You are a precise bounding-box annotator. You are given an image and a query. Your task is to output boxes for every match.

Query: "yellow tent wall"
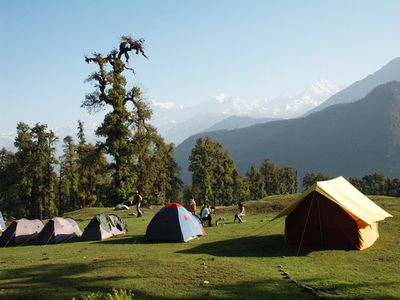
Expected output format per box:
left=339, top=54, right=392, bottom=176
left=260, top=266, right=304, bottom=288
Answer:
left=273, top=176, right=392, bottom=250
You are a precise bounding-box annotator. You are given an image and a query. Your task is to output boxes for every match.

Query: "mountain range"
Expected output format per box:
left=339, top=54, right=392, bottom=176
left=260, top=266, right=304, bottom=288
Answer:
left=150, top=78, right=345, bottom=145
left=303, top=57, right=400, bottom=116
left=175, top=58, right=400, bottom=184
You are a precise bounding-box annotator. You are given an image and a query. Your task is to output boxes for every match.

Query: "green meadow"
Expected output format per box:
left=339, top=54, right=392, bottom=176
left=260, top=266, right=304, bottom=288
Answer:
left=0, top=195, right=398, bottom=300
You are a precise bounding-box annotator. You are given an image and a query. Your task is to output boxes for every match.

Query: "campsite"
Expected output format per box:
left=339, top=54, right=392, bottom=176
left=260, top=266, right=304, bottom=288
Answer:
left=0, top=193, right=398, bottom=300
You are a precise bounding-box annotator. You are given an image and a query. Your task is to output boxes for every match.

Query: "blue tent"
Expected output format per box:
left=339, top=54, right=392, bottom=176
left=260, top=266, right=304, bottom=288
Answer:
left=145, top=203, right=205, bottom=242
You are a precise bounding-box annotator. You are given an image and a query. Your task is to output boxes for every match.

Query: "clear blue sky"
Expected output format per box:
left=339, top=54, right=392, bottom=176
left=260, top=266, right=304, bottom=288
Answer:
left=1, top=0, right=400, bottom=138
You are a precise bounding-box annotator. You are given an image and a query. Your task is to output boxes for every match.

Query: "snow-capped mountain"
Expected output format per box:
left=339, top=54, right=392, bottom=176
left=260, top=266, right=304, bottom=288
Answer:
left=150, top=78, right=345, bottom=145
left=259, top=78, right=346, bottom=119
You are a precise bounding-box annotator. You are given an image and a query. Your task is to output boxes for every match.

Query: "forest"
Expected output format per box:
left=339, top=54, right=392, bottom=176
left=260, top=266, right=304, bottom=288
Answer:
left=1, top=36, right=399, bottom=220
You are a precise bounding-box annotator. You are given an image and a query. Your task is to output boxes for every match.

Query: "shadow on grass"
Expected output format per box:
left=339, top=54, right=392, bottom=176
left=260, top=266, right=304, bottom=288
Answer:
left=177, top=234, right=343, bottom=258
left=1, top=246, right=397, bottom=300
left=85, top=234, right=343, bottom=258
left=0, top=258, right=131, bottom=300
left=89, top=234, right=146, bottom=245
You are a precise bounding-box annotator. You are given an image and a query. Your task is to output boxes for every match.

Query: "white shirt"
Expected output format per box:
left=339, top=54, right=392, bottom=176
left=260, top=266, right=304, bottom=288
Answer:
left=201, top=207, right=210, bottom=218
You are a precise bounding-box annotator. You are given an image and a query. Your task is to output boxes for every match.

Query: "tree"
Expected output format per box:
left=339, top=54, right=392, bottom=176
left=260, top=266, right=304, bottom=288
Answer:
left=137, top=135, right=182, bottom=205
left=302, top=172, right=334, bottom=190
left=260, top=158, right=280, bottom=195
left=13, top=123, right=58, bottom=219
left=350, top=176, right=365, bottom=192
left=82, top=35, right=150, bottom=204
left=247, top=164, right=265, bottom=200
left=362, top=172, right=390, bottom=195
left=189, top=137, right=215, bottom=203
left=183, top=183, right=196, bottom=205
left=58, top=136, right=79, bottom=214
left=389, top=177, right=400, bottom=197
left=278, top=166, right=298, bottom=194
left=212, top=143, right=236, bottom=206
left=232, top=170, right=251, bottom=203
left=189, top=137, right=237, bottom=206
left=0, top=148, right=22, bottom=218
left=76, top=121, right=110, bottom=208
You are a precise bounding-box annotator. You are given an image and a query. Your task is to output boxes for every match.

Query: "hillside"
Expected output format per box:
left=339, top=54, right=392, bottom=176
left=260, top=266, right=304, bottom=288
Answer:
left=175, top=81, right=400, bottom=183
left=303, top=57, right=400, bottom=116
left=202, top=115, right=281, bottom=132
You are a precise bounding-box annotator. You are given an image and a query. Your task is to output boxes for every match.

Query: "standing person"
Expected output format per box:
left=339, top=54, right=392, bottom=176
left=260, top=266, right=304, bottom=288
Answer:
left=135, top=190, right=143, bottom=217
left=199, top=203, right=207, bottom=216
left=186, top=195, right=197, bottom=215
left=201, top=204, right=213, bottom=226
left=234, top=202, right=246, bottom=223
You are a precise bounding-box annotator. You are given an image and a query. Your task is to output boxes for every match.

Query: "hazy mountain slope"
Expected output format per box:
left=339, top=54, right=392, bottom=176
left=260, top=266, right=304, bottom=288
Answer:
left=162, top=113, right=229, bottom=146
left=175, top=81, right=400, bottom=184
left=202, top=116, right=281, bottom=132
left=303, top=57, right=400, bottom=116
left=150, top=79, right=343, bottom=145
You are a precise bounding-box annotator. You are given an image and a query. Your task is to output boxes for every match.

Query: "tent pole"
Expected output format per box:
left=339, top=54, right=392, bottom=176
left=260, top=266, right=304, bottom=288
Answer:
left=44, top=231, right=55, bottom=246
left=3, top=231, right=16, bottom=248
left=297, top=191, right=316, bottom=256
left=317, top=194, right=324, bottom=246
left=17, top=232, right=39, bottom=247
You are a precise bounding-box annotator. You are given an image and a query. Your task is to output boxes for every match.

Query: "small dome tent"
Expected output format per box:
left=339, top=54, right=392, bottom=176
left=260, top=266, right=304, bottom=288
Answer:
left=81, top=214, right=127, bottom=241
left=272, top=176, right=392, bottom=250
left=0, top=219, right=44, bottom=246
left=36, top=217, right=82, bottom=245
left=145, top=202, right=205, bottom=242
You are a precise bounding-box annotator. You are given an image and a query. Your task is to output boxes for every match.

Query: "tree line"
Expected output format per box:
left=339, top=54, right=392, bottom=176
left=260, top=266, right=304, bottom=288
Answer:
left=0, top=36, right=182, bottom=220
left=1, top=36, right=399, bottom=220
left=185, top=136, right=300, bottom=206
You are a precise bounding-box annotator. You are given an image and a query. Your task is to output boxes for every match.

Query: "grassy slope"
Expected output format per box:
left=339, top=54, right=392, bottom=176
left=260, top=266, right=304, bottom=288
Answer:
left=0, top=195, right=398, bottom=300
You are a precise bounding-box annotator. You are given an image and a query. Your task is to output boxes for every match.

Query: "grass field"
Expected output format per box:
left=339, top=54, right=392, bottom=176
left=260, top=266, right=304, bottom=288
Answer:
left=0, top=195, right=399, bottom=300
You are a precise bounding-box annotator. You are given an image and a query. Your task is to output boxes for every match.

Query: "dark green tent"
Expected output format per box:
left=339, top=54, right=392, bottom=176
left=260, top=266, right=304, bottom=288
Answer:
left=81, top=214, right=127, bottom=241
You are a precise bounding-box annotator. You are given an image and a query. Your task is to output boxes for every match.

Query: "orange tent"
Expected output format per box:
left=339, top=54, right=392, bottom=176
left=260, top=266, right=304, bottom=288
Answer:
left=272, top=176, right=392, bottom=250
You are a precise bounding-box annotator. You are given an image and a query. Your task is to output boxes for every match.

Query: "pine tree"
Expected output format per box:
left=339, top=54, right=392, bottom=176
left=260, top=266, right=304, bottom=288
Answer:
left=76, top=121, right=109, bottom=207
left=260, top=158, right=280, bottom=195
left=247, top=164, right=265, bottom=199
left=13, top=123, right=58, bottom=219
left=189, top=137, right=237, bottom=206
left=58, top=136, right=79, bottom=213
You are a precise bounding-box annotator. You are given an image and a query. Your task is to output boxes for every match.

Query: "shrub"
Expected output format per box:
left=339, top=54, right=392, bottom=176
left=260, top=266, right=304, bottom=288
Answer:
left=72, top=289, right=133, bottom=300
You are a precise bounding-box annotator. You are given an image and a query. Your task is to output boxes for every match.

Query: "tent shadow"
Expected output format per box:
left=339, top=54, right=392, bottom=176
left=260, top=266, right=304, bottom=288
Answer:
left=88, top=234, right=146, bottom=245
left=177, top=234, right=342, bottom=258
left=95, top=235, right=198, bottom=245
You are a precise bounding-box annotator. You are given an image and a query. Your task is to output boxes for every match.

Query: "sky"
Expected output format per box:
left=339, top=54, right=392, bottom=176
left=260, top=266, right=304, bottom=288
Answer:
left=1, top=0, right=400, bottom=148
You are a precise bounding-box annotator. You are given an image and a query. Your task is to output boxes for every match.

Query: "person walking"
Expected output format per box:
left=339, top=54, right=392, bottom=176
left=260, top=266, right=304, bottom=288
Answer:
left=135, top=190, right=143, bottom=217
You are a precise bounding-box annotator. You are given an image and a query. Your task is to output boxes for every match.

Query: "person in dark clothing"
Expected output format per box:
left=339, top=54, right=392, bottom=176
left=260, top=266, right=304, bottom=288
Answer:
left=201, top=204, right=213, bottom=226
left=234, top=202, right=246, bottom=223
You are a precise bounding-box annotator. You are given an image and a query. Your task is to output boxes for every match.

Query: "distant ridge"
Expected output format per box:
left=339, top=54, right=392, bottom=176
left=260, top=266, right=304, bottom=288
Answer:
left=150, top=79, right=343, bottom=145
left=175, top=81, right=400, bottom=184
left=303, top=57, right=400, bottom=116
left=202, top=116, right=281, bottom=132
